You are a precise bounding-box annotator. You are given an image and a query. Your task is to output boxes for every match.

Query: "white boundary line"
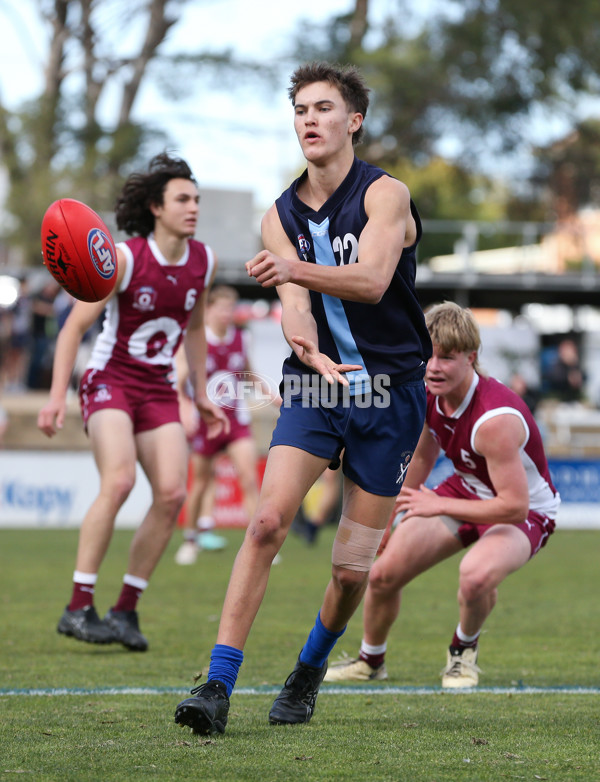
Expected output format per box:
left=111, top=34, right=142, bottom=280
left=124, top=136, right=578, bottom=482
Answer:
left=1, top=685, right=599, bottom=697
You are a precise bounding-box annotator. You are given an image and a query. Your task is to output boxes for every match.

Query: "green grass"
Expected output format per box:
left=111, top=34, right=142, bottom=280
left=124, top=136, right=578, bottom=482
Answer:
left=1, top=528, right=599, bottom=781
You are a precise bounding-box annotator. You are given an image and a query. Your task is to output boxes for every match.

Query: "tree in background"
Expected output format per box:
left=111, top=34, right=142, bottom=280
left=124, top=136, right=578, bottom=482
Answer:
left=531, top=120, right=600, bottom=221
left=291, top=0, right=600, bottom=255
left=0, top=0, right=273, bottom=266
left=1, top=0, right=174, bottom=263
left=3, top=0, right=600, bottom=266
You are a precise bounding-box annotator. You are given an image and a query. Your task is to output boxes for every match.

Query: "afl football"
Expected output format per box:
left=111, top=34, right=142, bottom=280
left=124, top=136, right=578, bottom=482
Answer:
left=41, top=198, right=118, bottom=302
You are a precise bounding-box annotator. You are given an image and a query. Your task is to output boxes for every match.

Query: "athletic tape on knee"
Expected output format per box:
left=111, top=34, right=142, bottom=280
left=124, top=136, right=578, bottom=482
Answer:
left=332, top=515, right=385, bottom=572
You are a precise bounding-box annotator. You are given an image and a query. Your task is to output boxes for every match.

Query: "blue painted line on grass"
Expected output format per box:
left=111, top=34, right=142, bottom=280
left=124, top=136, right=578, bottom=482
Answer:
left=1, top=685, right=599, bottom=697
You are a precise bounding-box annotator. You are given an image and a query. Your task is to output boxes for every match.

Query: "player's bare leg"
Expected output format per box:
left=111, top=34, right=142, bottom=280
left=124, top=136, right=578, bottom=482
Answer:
left=75, top=410, right=138, bottom=573
left=442, top=523, right=530, bottom=687
left=129, top=422, right=189, bottom=580
left=366, top=515, right=463, bottom=644
left=319, top=481, right=396, bottom=632
left=216, top=446, right=329, bottom=649
left=57, top=409, right=137, bottom=645
left=175, top=452, right=213, bottom=565
left=325, top=514, right=462, bottom=682
left=103, top=422, right=188, bottom=651
left=269, top=481, right=396, bottom=724
left=456, top=524, right=531, bottom=635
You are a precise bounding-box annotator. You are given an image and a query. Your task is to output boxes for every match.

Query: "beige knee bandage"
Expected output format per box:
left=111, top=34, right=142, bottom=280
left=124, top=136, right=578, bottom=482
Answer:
left=332, top=515, right=386, bottom=572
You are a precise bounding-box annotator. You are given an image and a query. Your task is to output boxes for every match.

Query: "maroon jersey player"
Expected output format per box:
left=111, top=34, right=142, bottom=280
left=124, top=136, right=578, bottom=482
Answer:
left=325, top=301, right=560, bottom=687
left=38, top=153, right=228, bottom=651
left=175, top=285, right=275, bottom=565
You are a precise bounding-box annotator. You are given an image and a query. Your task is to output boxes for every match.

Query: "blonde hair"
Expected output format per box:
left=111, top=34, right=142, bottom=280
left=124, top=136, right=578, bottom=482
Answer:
left=425, top=301, right=484, bottom=375
left=207, top=284, right=239, bottom=307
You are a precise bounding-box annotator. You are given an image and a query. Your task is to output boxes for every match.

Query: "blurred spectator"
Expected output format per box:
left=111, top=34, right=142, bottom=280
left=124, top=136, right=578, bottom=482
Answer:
left=2, top=277, right=32, bottom=393
left=54, top=288, right=75, bottom=331
left=509, top=373, right=540, bottom=415
left=546, top=338, right=586, bottom=403
left=27, top=279, right=60, bottom=390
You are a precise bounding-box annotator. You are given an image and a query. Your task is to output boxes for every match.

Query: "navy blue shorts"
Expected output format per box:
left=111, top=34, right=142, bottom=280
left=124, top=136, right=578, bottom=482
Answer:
left=270, top=371, right=426, bottom=496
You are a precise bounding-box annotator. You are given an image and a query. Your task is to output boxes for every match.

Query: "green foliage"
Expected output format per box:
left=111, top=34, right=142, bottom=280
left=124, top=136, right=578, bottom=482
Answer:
left=0, top=527, right=599, bottom=780
left=0, top=0, right=273, bottom=265
left=3, top=0, right=600, bottom=265
left=290, top=0, right=600, bottom=221
left=381, top=156, right=514, bottom=260
left=531, top=119, right=600, bottom=217
left=388, top=157, right=506, bottom=221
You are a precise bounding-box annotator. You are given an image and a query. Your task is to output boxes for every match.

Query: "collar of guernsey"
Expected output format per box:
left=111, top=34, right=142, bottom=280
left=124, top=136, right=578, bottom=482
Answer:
left=309, top=216, right=371, bottom=395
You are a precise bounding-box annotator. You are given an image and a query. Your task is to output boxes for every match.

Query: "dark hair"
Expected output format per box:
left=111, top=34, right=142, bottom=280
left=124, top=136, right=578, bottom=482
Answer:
left=115, top=152, right=197, bottom=237
left=288, top=62, right=369, bottom=146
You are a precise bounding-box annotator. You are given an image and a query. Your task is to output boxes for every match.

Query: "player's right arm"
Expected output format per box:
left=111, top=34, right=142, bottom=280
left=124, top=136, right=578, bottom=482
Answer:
left=37, top=247, right=127, bottom=437
left=262, top=205, right=361, bottom=386
left=247, top=177, right=412, bottom=304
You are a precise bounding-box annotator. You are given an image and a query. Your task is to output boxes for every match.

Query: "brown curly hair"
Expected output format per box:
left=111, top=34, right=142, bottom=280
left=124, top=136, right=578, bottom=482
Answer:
left=115, top=153, right=197, bottom=237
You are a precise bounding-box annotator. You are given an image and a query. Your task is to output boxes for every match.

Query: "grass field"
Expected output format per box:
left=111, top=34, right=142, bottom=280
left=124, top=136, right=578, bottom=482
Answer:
left=1, top=526, right=599, bottom=781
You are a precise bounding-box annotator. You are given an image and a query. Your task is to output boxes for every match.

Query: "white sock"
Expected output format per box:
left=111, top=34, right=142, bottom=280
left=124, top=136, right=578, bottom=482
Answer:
left=197, top=516, right=215, bottom=532
left=73, top=571, right=97, bottom=585
left=360, top=640, right=387, bottom=656
left=123, top=573, right=148, bottom=591
left=456, top=623, right=480, bottom=644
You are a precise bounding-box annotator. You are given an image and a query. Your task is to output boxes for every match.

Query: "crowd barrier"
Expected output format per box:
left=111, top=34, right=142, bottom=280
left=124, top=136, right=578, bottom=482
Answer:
left=0, top=452, right=598, bottom=529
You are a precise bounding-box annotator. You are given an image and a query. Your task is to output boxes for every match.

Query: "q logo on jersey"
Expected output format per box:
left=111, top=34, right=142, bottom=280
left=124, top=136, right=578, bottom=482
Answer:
left=87, top=228, right=116, bottom=280
left=133, top=286, right=157, bottom=312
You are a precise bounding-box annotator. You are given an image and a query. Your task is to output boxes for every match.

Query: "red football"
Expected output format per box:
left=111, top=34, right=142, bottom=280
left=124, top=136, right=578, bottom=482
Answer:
left=41, top=198, right=118, bottom=302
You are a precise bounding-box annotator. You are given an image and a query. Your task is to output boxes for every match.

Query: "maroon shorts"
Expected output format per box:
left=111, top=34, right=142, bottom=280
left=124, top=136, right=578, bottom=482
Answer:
left=435, top=473, right=556, bottom=558
left=190, top=412, right=252, bottom=457
left=79, top=368, right=181, bottom=435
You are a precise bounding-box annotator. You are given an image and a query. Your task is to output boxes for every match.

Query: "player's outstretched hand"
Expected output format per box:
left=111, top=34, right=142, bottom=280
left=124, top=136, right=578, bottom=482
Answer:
left=291, top=335, right=362, bottom=387
left=38, top=399, right=66, bottom=438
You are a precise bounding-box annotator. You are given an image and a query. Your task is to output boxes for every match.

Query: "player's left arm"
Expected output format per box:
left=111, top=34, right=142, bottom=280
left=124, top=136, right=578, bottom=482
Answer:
left=183, top=260, right=230, bottom=437
left=246, top=176, right=411, bottom=304
left=398, top=413, right=530, bottom=525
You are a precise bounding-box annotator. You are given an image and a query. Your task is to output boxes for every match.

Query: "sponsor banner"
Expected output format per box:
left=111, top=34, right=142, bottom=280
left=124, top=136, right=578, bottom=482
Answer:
left=0, top=452, right=151, bottom=528
left=0, top=453, right=598, bottom=529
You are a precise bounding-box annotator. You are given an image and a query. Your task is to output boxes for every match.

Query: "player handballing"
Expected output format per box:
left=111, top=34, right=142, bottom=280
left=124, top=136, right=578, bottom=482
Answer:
left=174, top=61, right=431, bottom=735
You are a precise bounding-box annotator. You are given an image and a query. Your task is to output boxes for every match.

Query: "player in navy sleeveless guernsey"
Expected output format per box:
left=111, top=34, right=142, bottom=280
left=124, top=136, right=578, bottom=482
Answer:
left=325, top=302, right=560, bottom=688
left=39, top=154, right=228, bottom=651
left=175, top=62, right=431, bottom=736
